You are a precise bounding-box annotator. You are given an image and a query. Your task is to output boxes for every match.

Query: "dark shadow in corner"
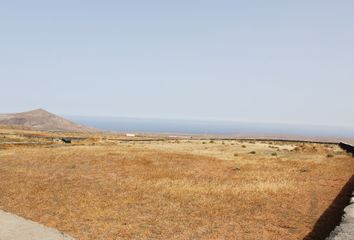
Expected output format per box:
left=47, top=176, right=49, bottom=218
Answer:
left=339, top=142, right=354, bottom=157
left=304, top=142, right=354, bottom=239
left=304, top=174, right=354, bottom=240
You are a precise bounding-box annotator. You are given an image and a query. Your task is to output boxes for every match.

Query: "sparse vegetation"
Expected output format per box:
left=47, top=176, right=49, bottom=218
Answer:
left=0, top=128, right=353, bottom=240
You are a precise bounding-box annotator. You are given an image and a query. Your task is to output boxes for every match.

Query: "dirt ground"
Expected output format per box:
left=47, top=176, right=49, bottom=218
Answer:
left=0, top=129, right=353, bottom=239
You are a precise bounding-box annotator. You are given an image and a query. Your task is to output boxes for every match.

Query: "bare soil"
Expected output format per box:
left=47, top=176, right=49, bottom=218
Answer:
left=0, top=129, right=353, bottom=239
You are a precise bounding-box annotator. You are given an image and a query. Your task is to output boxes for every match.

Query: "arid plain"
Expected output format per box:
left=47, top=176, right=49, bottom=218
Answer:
left=0, top=127, right=353, bottom=239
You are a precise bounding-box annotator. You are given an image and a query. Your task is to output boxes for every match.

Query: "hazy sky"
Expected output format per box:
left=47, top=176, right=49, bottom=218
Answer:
left=1, top=1, right=354, bottom=127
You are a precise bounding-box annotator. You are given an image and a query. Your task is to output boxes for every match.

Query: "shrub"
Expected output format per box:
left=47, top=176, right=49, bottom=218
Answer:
left=234, top=153, right=238, bottom=157
left=249, top=151, right=256, bottom=154
left=242, top=145, right=246, bottom=148
left=271, top=152, right=277, bottom=156
left=327, top=154, right=334, bottom=158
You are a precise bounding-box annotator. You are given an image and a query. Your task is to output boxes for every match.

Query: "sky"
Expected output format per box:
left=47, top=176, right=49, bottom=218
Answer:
left=1, top=1, right=354, bottom=127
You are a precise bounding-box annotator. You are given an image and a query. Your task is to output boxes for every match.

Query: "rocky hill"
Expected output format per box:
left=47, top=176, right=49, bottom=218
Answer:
left=0, top=109, right=95, bottom=132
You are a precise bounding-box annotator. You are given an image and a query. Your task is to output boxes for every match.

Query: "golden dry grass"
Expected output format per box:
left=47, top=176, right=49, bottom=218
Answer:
left=0, top=130, right=353, bottom=239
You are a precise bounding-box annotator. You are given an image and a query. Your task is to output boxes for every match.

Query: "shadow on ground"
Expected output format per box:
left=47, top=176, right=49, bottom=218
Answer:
left=304, top=174, right=354, bottom=240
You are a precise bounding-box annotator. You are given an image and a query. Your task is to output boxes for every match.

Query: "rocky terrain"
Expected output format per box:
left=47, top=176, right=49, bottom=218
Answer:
left=0, top=109, right=94, bottom=132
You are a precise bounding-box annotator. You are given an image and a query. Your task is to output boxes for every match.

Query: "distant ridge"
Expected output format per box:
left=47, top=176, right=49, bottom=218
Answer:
left=0, top=109, right=96, bottom=132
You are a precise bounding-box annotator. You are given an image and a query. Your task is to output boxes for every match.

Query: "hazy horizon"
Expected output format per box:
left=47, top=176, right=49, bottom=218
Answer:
left=67, top=115, right=354, bottom=139
left=1, top=1, right=354, bottom=128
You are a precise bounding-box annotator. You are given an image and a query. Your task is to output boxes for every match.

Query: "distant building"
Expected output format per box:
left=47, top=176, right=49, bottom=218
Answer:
left=126, top=133, right=135, bottom=137
left=53, top=138, right=63, bottom=143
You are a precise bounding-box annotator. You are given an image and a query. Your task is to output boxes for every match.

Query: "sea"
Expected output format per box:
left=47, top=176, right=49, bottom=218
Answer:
left=66, top=116, right=354, bottom=140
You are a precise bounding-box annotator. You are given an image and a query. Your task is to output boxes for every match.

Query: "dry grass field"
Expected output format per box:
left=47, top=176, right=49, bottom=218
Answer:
left=0, top=128, right=353, bottom=239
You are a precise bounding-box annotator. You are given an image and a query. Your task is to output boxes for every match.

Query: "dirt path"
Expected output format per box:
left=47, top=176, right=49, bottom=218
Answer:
left=0, top=210, right=74, bottom=240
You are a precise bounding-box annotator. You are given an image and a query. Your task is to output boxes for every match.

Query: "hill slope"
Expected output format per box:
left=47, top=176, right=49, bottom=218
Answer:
left=0, top=109, right=95, bottom=132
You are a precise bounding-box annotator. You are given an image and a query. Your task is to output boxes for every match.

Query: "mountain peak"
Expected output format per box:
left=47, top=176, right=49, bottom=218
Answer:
left=31, top=108, right=48, bottom=113
left=26, top=108, right=51, bottom=115
left=0, top=109, right=95, bottom=132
